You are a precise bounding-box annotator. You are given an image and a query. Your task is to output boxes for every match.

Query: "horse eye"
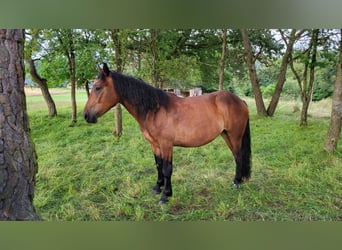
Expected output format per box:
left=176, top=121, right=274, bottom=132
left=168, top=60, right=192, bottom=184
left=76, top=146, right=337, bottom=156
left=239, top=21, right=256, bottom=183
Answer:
left=95, top=86, right=102, bottom=92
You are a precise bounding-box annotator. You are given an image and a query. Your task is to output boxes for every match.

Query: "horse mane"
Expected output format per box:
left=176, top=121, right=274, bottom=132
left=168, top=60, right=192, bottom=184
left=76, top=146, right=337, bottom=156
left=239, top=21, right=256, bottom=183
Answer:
left=103, top=71, right=169, bottom=118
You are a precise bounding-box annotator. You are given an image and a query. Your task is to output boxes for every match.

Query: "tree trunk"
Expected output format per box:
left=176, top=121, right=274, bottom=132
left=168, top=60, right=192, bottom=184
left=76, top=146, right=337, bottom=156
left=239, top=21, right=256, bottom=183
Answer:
left=325, top=29, right=342, bottom=151
left=149, top=29, right=160, bottom=88
left=111, top=29, right=124, bottom=137
left=0, top=29, right=39, bottom=220
left=57, top=29, right=77, bottom=123
left=218, top=29, right=227, bottom=91
left=27, top=58, right=57, bottom=117
left=240, top=29, right=267, bottom=116
left=300, top=29, right=319, bottom=126
left=300, top=96, right=310, bottom=126
left=85, top=81, right=90, bottom=97
left=289, top=29, right=319, bottom=126
left=25, top=29, right=57, bottom=117
left=69, top=42, right=77, bottom=124
left=113, top=104, right=123, bottom=137
left=267, top=29, right=302, bottom=116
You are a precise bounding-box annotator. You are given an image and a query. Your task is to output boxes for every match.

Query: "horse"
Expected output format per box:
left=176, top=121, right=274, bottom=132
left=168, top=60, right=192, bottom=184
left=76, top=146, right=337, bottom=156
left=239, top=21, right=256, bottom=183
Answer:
left=83, top=63, right=251, bottom=204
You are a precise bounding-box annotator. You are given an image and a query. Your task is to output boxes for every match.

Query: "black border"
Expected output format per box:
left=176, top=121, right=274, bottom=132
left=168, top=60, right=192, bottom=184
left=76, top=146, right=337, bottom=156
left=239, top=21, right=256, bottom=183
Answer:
left=1, top=0, right=342, bottom=28
left=0, top=222, right=342, bottom=249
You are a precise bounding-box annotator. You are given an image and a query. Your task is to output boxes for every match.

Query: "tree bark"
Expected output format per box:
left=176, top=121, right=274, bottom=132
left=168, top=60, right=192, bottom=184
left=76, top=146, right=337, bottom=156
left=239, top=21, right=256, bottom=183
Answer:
left=325, top=29, right=342, bottom=151
left=0, top=29, right=39, bottom=220
left=218, top=29, right=227, bottom=91
left=27, top=58, right=57, bottom=117
left=240, top=29, right=267, bottom=116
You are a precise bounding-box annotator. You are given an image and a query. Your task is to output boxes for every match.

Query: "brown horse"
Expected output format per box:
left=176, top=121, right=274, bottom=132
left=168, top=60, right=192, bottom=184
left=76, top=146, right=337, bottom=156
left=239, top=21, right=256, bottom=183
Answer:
left=84, top=63, right=251, bottom=204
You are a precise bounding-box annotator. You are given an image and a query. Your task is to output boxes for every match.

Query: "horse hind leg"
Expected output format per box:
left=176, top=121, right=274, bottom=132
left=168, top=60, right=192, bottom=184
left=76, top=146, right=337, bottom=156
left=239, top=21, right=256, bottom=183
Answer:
left=151, top=145, right=173, bottom=204
left=236, top=119, right=251, bottom=185
left=221, top=130, right=249, bottom=188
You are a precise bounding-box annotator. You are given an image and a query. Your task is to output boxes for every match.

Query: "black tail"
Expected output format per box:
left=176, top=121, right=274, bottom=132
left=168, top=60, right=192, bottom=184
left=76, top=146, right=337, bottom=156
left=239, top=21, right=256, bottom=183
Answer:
left=234, top=119, right=251, bottom=185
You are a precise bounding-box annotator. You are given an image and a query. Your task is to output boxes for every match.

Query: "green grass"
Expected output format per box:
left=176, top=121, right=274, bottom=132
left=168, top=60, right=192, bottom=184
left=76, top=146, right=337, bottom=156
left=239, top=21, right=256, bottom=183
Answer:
left=27, top=89, right=342, bottom=221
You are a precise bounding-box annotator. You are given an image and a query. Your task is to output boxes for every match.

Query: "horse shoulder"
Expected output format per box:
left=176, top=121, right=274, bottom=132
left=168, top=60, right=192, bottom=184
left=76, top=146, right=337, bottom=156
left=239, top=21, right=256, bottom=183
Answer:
left=140, top=107, right=173, bottom=142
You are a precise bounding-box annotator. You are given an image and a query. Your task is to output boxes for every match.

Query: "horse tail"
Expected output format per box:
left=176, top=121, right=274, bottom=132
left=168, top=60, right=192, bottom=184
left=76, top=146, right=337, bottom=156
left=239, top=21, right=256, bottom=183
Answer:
left=236, top=118, right=251, bottom=182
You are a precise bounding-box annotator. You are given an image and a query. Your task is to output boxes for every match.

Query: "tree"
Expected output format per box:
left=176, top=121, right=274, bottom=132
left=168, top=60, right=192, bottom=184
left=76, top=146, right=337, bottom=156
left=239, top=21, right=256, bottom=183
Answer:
left=184, top=29, right=222, bottom=88
left=76, top=29, right=109, bottom=97
left=240, top=29, right=309, bottom=117
left=240, top=29, right=268, bottom=116
left=325, top=29, right=342, bottom=151
left=54, top=29, right=77, bottom=123
left=289, top=29, right=320, bottom=126
left=218, top=29, right=228, bottom=90
left=25, top=29, right=57, bottom=117
left=0, top=29, right=39, bottom=220
left=149, top=29, right=161, bottom=87
left=267, top=29, right=306, bottom=116
left=110, top=29, right=126, bottom=137
left=127, top=29, right=202, bottom=89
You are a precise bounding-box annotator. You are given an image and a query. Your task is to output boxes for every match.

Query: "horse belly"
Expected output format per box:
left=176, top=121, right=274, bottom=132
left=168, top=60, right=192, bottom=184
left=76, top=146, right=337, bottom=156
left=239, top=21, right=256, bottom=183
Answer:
left=173, top=118, right=223, bottom=147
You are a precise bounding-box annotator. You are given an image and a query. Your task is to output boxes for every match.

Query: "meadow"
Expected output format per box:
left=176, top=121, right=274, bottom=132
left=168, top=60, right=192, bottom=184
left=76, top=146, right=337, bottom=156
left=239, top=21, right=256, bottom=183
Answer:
left=26, top=88, right=342, bottom=221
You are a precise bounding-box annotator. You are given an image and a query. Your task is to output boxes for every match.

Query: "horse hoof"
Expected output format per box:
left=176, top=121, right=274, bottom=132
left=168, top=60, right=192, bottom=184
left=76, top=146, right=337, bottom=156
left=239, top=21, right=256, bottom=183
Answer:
left=158, top=197, right=169, bottom=205
left=151, top=185, right=162, bottom=195
left=152, top=189, right=161, bottom=195
left=233, top=182, right=240, bottom=189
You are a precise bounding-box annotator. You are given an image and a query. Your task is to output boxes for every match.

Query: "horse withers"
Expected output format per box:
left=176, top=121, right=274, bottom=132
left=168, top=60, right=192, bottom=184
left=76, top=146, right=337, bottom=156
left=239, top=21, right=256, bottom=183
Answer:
left=84, top=63, right=251, bottom=204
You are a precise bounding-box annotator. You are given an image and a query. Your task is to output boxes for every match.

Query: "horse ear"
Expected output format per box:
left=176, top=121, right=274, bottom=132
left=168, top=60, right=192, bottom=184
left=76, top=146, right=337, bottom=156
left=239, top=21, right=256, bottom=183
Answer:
left=97, top=64, right=103, bottom=73
left=103, top=63, right=110, bottom=76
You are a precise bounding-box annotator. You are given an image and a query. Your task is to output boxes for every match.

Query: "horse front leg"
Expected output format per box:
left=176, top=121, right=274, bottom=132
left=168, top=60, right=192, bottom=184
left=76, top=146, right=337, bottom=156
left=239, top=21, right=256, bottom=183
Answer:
left=159, top=157, right=173, bottom=205
left=152, top=155, right=164, bottom=194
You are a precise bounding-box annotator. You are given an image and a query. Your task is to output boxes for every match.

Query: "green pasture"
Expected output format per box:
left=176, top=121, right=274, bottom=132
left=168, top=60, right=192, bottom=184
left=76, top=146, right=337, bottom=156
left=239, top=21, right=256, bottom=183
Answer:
left=26, top=89, right=342, bottom=221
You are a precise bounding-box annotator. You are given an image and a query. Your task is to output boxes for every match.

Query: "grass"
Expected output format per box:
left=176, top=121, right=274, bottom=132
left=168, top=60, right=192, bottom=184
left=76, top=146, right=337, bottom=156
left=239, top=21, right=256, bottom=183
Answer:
left=26, top=88, right=342, bottom=221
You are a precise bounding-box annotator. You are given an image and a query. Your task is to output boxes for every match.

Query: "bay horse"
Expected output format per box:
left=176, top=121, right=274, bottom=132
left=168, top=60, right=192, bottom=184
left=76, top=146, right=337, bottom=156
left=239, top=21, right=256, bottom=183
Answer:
left=83, top=63, right=251, bottom=204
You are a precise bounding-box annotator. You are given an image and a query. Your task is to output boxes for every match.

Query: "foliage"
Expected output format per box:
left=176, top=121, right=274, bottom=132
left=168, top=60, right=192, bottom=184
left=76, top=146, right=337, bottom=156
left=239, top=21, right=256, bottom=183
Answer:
left=24, top=29, right=340, bottom=102
left=312, top=67, right=335, bottom=101
left=27, top=91, right=342, bottom=221
left=260, top=83, right=276, bottom=98
left=39, top=56, right=69, bottom=87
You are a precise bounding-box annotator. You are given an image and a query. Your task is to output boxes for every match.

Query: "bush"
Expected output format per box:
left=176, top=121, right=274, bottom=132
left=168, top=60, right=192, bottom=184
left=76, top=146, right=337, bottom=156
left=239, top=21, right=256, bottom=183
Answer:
left=260, top=83, right=276, bottom=98
left=312, top=80, right=334, bottom=101
left=282, top=79, right=300, bottom=99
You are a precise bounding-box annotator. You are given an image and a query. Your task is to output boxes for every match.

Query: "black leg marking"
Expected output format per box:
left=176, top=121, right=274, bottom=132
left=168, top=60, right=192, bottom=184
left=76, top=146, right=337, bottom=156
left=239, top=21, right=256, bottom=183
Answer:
left=233, top=158, right=243, bottom=189
left=233, top=119, right=252, bottom=189
left=152, top=155, right=164, bottom=194
left=158, top=158, right=172, bottom=204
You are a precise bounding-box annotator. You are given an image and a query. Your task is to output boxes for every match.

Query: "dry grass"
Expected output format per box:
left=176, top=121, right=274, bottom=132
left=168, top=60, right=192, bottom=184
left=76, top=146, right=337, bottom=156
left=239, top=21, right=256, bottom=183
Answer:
left=25, top=87, right=71, bottom=96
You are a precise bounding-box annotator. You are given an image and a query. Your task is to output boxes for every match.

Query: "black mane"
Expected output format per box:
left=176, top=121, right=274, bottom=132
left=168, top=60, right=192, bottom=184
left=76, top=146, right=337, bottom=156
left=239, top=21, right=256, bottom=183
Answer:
left=102, top=71, right=169, bottom=118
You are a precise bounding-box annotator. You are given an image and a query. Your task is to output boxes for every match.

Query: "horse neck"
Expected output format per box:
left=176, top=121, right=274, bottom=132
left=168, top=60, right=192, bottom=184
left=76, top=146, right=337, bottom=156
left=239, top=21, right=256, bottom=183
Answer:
left=119, top=98, right=144, bottom=124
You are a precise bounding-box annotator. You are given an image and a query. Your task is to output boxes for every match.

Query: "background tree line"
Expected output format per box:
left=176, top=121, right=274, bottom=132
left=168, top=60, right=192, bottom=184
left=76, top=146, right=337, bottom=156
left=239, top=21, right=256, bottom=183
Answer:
left=25, top=29, right=338, bottom=114
left=25, top=28, right=341, bottom=149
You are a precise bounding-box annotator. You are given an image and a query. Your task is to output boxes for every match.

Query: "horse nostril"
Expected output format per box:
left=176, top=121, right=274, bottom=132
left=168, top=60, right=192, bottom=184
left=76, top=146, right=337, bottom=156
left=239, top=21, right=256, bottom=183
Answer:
left=83, top=112, right=97, bottom=123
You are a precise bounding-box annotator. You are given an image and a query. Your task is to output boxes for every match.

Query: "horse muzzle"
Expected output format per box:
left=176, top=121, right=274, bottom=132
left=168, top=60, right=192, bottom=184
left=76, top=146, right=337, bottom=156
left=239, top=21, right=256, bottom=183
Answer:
left=83, top=111, right=98, bottom=123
